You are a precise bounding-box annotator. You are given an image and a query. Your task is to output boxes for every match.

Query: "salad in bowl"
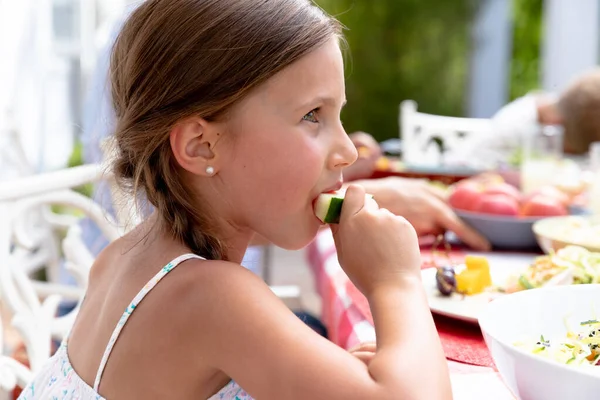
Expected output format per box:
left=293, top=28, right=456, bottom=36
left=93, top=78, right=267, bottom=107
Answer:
left=479, top=285, right=600, bottom=400
left=502, top=245, right=600, bottom=293
left=515, top=319, right=600, bottom=369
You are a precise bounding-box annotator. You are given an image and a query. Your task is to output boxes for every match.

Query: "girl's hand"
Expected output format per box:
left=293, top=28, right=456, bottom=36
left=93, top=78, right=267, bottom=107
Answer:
left=348, top=342, right=376, bottom=366
left=356, top=177, right=490, bottom=251
left=331, top=184, right=422, bottom=296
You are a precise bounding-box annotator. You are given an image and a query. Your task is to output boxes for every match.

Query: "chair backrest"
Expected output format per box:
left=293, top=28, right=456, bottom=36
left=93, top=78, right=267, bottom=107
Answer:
left=0, top=164, right=132, bottom=392
left=399, top=100, right=494, bottom=168
left=0, top=162, right=300, bottom=394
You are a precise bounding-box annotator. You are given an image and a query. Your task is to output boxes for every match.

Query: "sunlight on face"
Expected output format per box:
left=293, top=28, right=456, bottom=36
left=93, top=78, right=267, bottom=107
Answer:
left=217, top=37, right=357, bottom=249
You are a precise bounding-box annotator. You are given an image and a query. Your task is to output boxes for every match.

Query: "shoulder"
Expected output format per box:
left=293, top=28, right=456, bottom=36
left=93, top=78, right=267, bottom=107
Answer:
left=166, top=258, right=264, bottom=295
left=154, top=257, right=277, bottom=327
left=154, top=256, right=301, bottom=362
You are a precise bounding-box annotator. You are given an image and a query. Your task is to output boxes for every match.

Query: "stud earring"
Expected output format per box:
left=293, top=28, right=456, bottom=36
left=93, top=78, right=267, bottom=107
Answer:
left=205, top=166, right=215, bottom=176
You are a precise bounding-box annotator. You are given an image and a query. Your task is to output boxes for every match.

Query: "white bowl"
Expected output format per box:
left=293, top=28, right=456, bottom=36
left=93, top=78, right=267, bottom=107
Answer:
left=478, top=285, right=600, bottom=400
left=532, top=215, right=600, bottom=254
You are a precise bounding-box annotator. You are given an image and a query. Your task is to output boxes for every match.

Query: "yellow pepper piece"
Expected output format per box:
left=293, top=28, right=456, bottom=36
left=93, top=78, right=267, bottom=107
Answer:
left=456, top=270, right=486, bottom=295
left=456, top=256, right=492, bottom=295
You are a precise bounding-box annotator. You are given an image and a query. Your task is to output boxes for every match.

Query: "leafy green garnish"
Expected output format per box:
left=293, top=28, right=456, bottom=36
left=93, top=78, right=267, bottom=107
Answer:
left=519, top=275, right=535, bottom=290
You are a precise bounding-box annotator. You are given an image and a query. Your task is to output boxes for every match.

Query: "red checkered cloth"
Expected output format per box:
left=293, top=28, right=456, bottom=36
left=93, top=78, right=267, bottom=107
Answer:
left=306, top=228, right=494, bottom=368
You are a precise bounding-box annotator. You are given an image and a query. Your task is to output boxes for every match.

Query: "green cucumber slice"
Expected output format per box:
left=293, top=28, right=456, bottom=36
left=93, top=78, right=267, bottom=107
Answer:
left=314, top=192, right=344, bottom=224
left=314, top=191, right=373, bottom=224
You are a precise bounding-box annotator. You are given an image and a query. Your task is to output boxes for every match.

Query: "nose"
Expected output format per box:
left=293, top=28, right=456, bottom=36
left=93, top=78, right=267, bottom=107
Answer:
left=328, top=124, right=358, bottom=170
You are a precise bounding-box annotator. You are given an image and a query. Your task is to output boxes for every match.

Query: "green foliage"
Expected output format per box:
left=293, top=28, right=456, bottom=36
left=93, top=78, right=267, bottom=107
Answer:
left=67, top=138, right=84, bottom=168
left=316, top=0, right=479, bottom=141
left=509, top=0, right=543, bottom=100
left=66, top=139, right=94, bottom=199
left=51, top=139, right=93, bottom=216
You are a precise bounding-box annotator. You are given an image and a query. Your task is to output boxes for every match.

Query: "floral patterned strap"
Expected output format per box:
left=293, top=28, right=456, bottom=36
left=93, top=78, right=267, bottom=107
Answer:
left=208, top=379, right=253, bottom=399
left=93, top=253, right=206, bottom=391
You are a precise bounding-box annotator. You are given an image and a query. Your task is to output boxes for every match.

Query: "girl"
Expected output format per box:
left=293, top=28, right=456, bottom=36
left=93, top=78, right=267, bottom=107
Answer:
left=20, top=0, right=451, bottom=398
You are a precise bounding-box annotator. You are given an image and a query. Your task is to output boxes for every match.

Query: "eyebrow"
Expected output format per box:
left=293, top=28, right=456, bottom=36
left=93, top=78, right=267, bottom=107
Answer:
left=296, top=96, right=347, bottom=111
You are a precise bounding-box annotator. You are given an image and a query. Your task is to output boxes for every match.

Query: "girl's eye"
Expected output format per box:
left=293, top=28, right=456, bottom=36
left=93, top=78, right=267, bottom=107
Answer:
left=302, top=109, right=319, bottom=123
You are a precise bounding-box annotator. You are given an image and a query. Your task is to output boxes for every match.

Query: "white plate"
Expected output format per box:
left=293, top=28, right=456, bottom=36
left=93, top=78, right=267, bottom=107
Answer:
left=422, top=252, right=537, bottom=323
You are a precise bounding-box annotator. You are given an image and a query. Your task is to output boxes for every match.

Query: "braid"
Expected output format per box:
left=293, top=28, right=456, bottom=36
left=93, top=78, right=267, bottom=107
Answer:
left=144, top=145, right=226, bottom=260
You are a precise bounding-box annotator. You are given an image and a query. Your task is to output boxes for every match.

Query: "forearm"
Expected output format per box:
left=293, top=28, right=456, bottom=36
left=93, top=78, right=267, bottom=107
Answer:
left=366, top=278, right=452, bottom=399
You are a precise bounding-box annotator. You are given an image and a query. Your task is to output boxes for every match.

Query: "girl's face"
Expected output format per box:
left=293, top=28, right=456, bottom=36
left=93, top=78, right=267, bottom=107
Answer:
left=217, top=37, right=357, bottom=249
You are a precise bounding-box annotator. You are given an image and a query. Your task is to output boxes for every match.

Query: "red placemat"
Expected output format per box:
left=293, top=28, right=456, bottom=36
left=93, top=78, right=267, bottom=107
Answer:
left=434, top=314, right=495, bottom=367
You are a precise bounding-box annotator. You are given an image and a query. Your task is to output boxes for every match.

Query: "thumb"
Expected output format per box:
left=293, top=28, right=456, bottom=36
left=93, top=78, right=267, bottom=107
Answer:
left=338, top=184, right=367, bottom=224
left=331, top=184, right=365, bottom=239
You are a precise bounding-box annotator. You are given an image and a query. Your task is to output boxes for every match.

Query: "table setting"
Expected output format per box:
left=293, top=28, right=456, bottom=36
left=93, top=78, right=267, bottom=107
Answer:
left=307, top=129, right=600, bottom=399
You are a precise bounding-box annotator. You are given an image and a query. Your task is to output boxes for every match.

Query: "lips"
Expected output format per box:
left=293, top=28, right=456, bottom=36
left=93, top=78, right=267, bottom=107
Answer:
left=322, top=180, right=343, bottom=194
left=312, top=180, right=344, bottom=210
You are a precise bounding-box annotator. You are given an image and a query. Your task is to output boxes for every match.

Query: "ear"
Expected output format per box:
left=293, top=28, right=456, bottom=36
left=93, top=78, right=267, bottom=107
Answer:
left=170, top=117, right=223, bottom=176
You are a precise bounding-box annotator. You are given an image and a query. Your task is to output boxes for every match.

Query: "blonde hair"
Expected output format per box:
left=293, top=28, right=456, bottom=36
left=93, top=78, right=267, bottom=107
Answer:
left=558, top=69, right=600, bottom=153
left=110, top=0, right=342, bottom=259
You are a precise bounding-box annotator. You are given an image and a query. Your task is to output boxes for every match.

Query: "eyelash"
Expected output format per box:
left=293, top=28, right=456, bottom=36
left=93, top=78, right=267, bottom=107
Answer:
left=302, top=108, right=319, bottom=123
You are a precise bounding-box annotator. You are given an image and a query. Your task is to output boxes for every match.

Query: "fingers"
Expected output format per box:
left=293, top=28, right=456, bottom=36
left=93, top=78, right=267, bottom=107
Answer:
left=414, top=183, right=487, bottom=250
left=364, top=194, right=379, bottom=212
left=378, top=207, right=395, bottom=217
left=424, top=183, right=449, bottom=202
left=433, top=201, right=491, bottom=251
left=348, top=341, right=377, bottom=366
left=338, top=184, right=380, bottom=223
left=340, top=184, right=366, bottom=219
left=348, top=342, right=377, bottom=353
left=350, top=351, right=376, bottom=366
left=331, top=185, right=366, bottom=236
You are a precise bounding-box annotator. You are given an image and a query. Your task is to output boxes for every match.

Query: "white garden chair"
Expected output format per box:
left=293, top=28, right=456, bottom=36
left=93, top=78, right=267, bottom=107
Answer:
left=0, top=162, right=301, bottom=396
left=0, top=165, right=115, bottom=398
left=399, top=100, right=494, bottom=169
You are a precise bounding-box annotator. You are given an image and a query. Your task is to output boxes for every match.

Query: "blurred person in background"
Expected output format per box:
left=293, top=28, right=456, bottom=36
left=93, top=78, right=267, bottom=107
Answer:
left=465, top=68, right=600, bottom=170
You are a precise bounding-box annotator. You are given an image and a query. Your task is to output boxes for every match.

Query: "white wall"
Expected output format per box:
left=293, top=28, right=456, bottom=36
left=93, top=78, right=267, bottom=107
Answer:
left=467, top=0, right=513, bottom=118
left=542, top=0, right=600, bottom=92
